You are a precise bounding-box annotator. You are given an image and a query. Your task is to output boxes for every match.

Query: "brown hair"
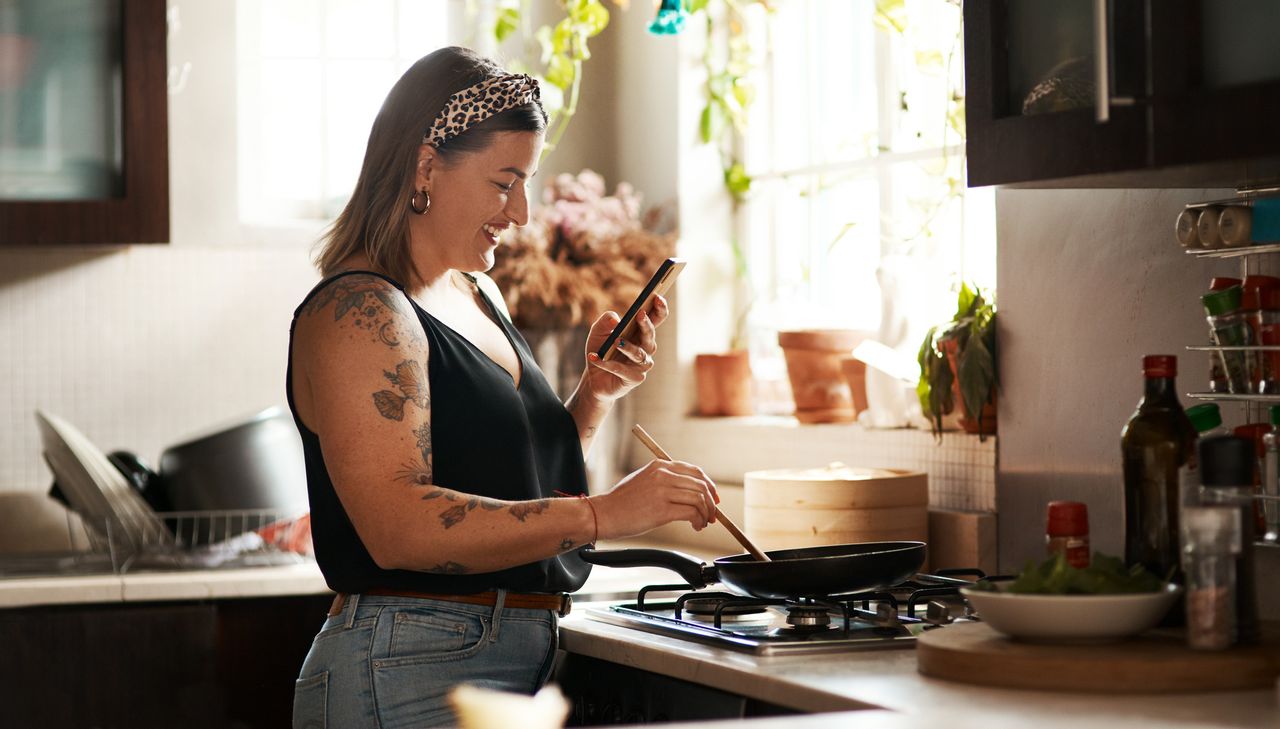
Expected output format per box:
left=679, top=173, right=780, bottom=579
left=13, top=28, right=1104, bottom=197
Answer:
left=314, top=47, right=547, bottom=286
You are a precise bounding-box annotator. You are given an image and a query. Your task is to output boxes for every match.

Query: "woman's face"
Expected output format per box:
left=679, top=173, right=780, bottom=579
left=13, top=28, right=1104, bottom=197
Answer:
left=416, top=130, right=543, bottom=274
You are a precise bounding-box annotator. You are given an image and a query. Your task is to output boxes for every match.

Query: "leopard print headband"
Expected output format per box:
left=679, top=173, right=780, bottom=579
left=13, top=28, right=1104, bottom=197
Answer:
left=422, top=73, right=541, bottom=147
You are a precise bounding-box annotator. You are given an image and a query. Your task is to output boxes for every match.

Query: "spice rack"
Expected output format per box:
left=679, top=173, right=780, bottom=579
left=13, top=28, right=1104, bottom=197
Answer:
left=1179, top=186, right=1280, bottom=543
left=1182, top=185, right=1280, bottom=411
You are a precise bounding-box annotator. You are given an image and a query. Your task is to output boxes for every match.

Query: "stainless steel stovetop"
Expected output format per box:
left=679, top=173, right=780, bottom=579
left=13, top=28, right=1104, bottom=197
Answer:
left=586, top=572, right=981, bottom=655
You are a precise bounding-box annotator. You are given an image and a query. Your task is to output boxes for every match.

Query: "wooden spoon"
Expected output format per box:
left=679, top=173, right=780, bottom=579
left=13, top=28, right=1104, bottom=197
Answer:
left=631, top=424, right=771, bottom=562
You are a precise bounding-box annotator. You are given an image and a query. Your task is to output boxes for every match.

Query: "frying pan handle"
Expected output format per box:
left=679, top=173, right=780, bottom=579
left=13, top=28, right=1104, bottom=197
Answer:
left=579, top=547, right=716, bottom=589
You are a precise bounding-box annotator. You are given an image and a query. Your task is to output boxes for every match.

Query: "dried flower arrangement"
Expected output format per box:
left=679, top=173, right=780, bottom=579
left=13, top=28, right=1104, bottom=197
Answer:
left=490, top=169, right=677, bottom=330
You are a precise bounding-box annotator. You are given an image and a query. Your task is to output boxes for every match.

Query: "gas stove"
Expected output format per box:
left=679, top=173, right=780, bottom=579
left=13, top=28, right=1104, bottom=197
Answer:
left=586, top=570, right=986, bottom=655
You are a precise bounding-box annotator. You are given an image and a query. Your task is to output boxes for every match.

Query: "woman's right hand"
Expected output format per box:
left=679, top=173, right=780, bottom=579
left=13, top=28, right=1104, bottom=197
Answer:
left=592, top=460, right=720, bottom=540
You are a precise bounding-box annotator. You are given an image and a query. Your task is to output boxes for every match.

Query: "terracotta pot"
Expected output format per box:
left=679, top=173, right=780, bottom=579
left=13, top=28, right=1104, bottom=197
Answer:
left=838, top=356, right=869, bottom=415
left=778, top=330, right=864, bottom=424
left=693, top=351, right=753, bottom=416
left=942, top=338, right=997, bottom=435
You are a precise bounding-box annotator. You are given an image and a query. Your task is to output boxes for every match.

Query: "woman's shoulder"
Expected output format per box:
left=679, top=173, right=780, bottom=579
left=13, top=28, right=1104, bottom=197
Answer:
left=293, top=270, right=424, bottom=361
left=296, top=269, right=409, bottom=322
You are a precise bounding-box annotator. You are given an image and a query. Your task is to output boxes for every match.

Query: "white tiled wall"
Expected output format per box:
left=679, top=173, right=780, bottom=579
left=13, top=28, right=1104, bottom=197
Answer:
left=0, top=246, right=319, bottom=492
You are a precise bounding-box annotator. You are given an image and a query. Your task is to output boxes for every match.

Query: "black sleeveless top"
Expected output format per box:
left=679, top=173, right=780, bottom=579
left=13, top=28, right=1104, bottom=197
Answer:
left=286, top=270, right=592, bottom=595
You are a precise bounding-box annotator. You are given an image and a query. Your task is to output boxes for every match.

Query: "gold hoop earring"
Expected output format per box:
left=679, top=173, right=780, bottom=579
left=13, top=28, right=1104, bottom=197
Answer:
left=410, top=188, right=431, bottom=215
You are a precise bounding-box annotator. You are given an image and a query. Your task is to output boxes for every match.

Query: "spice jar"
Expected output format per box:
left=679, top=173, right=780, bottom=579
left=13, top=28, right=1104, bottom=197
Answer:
left=1207, top=278, right=1242, bottom=392
left=1045, top=500, right=1089, bottom=568
left=1182, top=505, right=1241, bottom=650
left=1198, top=206, right=1226, bottom=248
left=1198, top=435, right=1261, bottom=645
left=1202, top=285, right=1253, bottom=394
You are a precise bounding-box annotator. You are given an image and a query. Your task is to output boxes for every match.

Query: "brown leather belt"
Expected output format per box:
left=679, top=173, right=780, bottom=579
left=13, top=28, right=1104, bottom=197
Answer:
left=329, top=589, right=571, bottom=618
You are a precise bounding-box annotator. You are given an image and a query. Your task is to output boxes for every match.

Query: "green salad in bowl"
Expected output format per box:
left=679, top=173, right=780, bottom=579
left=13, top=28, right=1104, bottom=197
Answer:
left=972, top=552, right=1166, bottom=594
left=962, top=553, right=1180, bottom=642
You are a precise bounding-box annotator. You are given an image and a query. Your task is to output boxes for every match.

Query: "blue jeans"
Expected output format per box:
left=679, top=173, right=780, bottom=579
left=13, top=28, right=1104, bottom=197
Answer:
left=292, top=593, right=559, bottom=729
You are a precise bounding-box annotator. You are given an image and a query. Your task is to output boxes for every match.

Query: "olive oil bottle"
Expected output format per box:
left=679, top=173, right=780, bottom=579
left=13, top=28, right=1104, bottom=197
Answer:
left=1121, top=355, right=1196, bottom=583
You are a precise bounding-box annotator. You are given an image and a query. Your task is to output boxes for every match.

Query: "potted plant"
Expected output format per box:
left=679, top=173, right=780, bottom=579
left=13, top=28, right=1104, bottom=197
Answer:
left=917, top=283, right=997, bottom=439
left=694, top=238, right=755, bottom=416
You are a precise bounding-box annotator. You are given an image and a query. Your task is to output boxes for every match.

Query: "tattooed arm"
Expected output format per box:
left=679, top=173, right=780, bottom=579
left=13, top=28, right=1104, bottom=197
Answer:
left=291, top=274, right=600, bottom=574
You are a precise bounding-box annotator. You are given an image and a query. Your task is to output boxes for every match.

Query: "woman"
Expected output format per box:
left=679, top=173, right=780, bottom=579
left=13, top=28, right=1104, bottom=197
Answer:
left=287, top=47, right=719, bottom=728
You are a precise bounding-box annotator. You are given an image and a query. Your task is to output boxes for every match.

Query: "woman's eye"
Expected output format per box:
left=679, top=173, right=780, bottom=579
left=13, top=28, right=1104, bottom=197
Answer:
left=495, top=181, right=516, bottom=193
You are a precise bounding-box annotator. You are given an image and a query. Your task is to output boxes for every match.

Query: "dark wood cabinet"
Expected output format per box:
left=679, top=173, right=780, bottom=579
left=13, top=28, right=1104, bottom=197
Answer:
left=0, top=0, right=169, bottom=245
left=0, top=594, right=333, bottom=729
left=965, top=0, right=1280, bottom=188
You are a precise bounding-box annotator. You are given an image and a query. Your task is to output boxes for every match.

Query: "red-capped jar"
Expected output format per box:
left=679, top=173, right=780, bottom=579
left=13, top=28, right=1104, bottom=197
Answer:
left=1046, top=500, right=1090, bottom=568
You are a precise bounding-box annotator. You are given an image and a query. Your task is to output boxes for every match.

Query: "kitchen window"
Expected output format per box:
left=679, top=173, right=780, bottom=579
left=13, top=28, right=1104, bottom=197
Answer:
left=235, top=0, right=455, bottom=229
left=735, top=0, right=995, bottom=405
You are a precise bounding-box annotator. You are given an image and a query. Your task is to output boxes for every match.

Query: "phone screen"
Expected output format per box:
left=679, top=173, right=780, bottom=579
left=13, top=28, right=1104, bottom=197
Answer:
left=596, top=258, right=686, bottom=360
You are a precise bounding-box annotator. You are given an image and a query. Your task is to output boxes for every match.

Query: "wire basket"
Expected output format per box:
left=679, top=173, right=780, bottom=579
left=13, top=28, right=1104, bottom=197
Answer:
left=115, top=509, right=314, bottom=572
left=0, top=508, right=313, bottom=578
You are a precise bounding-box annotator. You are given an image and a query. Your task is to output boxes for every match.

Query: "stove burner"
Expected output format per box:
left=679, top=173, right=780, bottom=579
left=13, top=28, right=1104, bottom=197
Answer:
left=683, top=597, right=767, bottom=618
left=784, top=606, right=831, bottom=629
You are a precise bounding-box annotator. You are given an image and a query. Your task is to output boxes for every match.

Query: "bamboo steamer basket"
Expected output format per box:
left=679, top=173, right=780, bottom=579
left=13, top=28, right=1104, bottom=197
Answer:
left=743, top=464, right=928, bottom=551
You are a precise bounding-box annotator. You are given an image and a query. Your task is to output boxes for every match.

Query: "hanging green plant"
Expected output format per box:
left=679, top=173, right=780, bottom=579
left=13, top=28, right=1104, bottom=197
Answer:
left=492, top=0, right=612, bottom=160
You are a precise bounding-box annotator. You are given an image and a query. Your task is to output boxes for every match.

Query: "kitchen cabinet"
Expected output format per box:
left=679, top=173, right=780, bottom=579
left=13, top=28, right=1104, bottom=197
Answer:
left=965, top=0, right=1280, bottom=188
left=0, top=593, right=333, bottom=729
left=0, top=0, right=169, bottom=245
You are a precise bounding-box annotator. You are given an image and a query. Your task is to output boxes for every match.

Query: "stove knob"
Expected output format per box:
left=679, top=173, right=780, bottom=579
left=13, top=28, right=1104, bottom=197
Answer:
left=874, top=601, right=902, bottom=628
left=924, top=600, right=955, bottom=627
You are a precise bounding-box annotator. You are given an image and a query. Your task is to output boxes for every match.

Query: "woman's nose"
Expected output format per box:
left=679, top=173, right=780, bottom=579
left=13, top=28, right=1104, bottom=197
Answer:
left=506, top=185, right=530, bottom=226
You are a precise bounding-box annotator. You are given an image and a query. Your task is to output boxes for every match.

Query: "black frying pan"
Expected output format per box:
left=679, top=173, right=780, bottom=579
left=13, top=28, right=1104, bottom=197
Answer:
left=580, top=541, right=926, bottom=600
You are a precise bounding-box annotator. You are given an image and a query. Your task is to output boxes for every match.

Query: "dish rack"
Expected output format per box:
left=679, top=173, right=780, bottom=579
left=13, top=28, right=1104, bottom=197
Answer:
left=0, top=508, right=312, bottom=579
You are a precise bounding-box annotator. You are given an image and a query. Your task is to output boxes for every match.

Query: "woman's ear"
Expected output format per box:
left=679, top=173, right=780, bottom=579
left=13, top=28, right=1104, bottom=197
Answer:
left=415, top=144, right=438, bottom=189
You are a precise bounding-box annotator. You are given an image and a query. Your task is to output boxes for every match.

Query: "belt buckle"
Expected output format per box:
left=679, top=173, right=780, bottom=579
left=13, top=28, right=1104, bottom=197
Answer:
left=557, top=594, right=572, bottom=617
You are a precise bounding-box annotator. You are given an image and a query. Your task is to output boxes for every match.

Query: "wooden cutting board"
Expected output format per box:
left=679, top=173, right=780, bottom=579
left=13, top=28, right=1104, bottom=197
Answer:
left=917, top=621, right=1280, bottom=693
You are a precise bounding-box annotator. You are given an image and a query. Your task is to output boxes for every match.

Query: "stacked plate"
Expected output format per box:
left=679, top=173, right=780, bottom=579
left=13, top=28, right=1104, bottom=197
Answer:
left=36, top=411, right=173, bottom=554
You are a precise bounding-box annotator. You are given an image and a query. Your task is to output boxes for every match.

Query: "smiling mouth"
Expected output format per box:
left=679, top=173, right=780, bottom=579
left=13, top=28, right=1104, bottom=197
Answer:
left=482, top=224, right=503, bottom=242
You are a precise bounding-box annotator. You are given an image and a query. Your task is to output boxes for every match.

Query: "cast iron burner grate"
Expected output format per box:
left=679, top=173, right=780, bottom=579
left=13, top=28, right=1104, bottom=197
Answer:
left=588, top=569, right=993, bottom=654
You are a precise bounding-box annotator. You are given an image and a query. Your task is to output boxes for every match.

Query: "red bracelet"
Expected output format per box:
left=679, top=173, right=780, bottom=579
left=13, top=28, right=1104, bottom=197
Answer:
left=554, top=490, right=598, bottom=545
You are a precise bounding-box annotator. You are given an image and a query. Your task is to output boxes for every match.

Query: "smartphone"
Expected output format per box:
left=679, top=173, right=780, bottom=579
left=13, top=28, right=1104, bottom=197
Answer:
left=596, top=257, right=686, bottom=361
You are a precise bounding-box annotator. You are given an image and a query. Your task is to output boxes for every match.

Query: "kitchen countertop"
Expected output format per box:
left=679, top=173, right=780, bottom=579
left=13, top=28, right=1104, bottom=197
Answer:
left=560, top=606, right=1280, bottom=727
left=0, top=539, right=700, bottom=609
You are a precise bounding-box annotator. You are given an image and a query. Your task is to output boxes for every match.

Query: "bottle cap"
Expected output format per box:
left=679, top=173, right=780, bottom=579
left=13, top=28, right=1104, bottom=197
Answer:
left=1199, top=435, right=1257, bottom=487
left=1142, top=355, right=1178, bottom=378
left=1198, top=206, right=1225, bottom=248
left=1241, top=275, right=1280, bottom=310
left=1202, top=286, right=1243, bottom=316
left=1220, top=206, right=1254, bottom=247
left=1176, top=208, right=1202, bottom=248
left=1187, top=403, right=1224, bottom=433
left=1182, top=505, right=1241, bottom=554
left=1045, top=500, right=1089, bottom=537
left=1209, top=277, right=1242, bottom=291
left=1260, top=287, right=1280, bottom=311
left=1271, top=405, right=1280, bottom=428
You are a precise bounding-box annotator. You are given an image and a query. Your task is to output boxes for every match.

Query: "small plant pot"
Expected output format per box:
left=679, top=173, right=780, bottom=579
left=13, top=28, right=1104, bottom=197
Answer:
left=693, top=351, right=754, bottom=416
left=942, top=339, right=997, bottom=435
left=778, top=330, right=864, bottom=424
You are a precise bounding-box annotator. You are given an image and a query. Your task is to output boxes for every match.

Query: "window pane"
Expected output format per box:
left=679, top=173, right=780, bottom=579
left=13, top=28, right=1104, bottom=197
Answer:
left=259, top=59, right=323, bottom=213
left=325, top=0, right=394, bottom=58
left=398, top=1, right=449, bottom=60
left=260, top=0, right=322, bottom=58
left=325, top=59, right=396, bottom=215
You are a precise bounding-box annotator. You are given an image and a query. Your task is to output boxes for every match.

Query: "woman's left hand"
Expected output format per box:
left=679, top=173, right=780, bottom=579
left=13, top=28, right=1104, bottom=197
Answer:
left=582, top=295, right=669, bottom=403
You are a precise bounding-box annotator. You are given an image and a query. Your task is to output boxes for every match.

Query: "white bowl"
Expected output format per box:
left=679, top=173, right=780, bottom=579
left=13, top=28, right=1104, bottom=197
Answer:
left=959, top=582, right=1183, bottom=643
